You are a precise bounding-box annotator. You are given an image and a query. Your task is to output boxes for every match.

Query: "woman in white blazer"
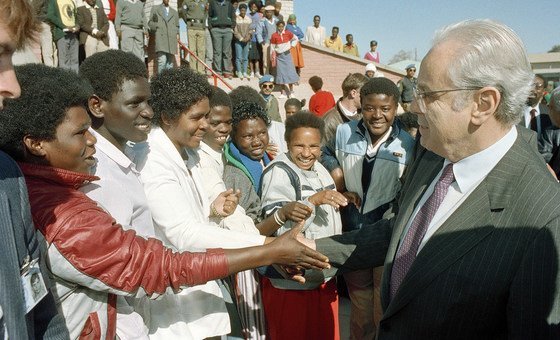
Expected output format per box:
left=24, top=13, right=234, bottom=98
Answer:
left=130, top=68, right=287, bottom=339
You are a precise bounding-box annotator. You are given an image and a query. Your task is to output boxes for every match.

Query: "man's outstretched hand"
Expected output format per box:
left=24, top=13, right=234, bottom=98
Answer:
left=267, top=220, right=327, bottom=283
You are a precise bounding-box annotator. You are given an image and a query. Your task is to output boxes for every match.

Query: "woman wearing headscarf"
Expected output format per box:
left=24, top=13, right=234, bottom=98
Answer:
left=286, top=14, right=304, bottom=76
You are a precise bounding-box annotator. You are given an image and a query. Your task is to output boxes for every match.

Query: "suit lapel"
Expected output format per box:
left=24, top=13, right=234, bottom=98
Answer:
left=381, top=133, right=530, bottom=319
left=380, top=149, right=443, bottom=307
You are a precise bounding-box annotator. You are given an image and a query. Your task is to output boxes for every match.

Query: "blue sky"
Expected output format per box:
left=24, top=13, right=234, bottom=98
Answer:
left=294, top=0, right=559, bottom=65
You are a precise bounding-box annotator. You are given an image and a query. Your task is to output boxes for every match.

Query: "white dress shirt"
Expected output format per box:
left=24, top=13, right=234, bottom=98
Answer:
left=523, top=104, right=542, bottom=134
left=82, top=129, right=156, bottom=238
left=196, top=143, right=259, bottom=234
left=268, top=120, right=288, bottom=154
left=81, top=129, right=154, bottom=339
left=400, top=126, right=518, bottom=254
left=304, top=25, right=326, bottom=46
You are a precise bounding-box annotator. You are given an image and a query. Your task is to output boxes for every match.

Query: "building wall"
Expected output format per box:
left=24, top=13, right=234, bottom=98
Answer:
left=300, top=42, right=405, bottom=98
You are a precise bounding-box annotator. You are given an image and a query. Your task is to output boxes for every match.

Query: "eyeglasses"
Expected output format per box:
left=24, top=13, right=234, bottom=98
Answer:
left=261, top=84, right=274, bottom=89
left=533, top=83, right=544, bottom=89
left=412, top=87, right=482, bottom=113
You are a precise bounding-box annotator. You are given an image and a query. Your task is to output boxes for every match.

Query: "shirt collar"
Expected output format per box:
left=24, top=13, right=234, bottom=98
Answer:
left=338, top=100, right=357, bottom=117
left=199, top=142, right=223, bottom=164
left=90, top=129, right=134, bottom=171
left=525, top=104, right=541, bottom=116
left=446, top=126, right=517, bottom=193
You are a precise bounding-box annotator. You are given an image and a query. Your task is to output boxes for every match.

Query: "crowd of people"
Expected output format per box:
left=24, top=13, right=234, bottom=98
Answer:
left=23, top=0, right=387, bottom=99
left=2, top=0, right=560, bottom=340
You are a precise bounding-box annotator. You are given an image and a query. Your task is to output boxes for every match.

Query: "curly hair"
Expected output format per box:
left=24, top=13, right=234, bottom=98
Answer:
left=0, top=64, right=93, bottom=161
left=248, top=0, right=262, bottom=10
left=284, top=111, right=324, bottom=143
left=210, top=87, right=232, bottom=110
left=396, top=111, right=419, bottom=131
left=79, top=50, right=148, bottom=101
left=229, top=85, right=266, bottom=109
left=360, top=77, right=400, bottom=105
left=231, top=101, right=270, bottom=138
left=149, top=66, right=212, bottom=126
left=308, top=75, right=323, bottom=91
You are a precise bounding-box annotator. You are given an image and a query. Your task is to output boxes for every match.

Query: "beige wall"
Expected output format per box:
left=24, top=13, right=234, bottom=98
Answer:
left=300, top=43, right=404, bottom=98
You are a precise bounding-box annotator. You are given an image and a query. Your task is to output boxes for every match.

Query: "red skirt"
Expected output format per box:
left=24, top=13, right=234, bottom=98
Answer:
left=290, top=42, right=305, bottom=68
left=261, top=276, right=340, bottom=340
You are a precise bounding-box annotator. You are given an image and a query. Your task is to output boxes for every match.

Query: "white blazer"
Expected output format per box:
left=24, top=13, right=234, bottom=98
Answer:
left=131, top=127, right=266, bottom=339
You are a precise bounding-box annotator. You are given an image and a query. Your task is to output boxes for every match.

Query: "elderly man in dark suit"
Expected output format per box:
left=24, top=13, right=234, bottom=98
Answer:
left=0, top=1, right=68, bottom=338
left=311, top=19, right=560, bottom=339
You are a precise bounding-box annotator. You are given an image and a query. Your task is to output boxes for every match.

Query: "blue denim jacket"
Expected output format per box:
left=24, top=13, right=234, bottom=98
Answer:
left=322, top=119, right=414, bottom=219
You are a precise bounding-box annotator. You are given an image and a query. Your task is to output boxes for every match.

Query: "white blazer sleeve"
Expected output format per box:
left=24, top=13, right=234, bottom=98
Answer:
left=141, top=156, right=266, bottom=252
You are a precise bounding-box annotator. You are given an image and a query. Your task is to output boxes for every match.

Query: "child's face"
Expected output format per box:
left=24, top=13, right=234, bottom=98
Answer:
left=288, top=127, right=321, bottom=171
left=40, top=106, right=97, bottom=174
left=231, top=118, right=269, bottom=161
left=100, top=77, right=152, bottom=149
left=165, top=97, right=210, bottom=151
left=361, top=93, right=396, bottom=141
left=203, top=105, right=232, bottom=151
left=285, top=105, right=298, bottom=118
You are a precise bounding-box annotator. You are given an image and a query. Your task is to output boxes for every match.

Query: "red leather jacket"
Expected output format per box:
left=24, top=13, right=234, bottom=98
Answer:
left=19, top=162, right=228, bottom=339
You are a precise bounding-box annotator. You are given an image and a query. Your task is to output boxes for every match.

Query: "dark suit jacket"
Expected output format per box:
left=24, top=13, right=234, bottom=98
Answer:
left=317, top=129, right=560, bottom=339
left=0, top=151, right=69, bottom=339
left=538, top=101, right=560, bottom=165
left=76, top=5, right=109, bottom=45
left=520, top=102, right=552, bottom=137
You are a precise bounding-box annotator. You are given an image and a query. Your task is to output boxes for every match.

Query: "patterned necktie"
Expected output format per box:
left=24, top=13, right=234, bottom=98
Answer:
left=529, top=109, right=538, bottom=132
left=390, top=163, right=455, bottom=300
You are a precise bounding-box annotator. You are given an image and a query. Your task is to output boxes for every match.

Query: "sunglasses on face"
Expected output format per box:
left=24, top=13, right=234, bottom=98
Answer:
left=261, top=84, right=274, bottom=89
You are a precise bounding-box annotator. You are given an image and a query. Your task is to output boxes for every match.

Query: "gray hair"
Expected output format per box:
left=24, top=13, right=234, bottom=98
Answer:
left=432, top=19, right=533, bottom=126
left=551, top=86, right=560, bottom=113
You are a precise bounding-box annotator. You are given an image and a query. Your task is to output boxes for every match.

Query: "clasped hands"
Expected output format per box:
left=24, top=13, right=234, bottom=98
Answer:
left=211, top=188, right=241, bottom=217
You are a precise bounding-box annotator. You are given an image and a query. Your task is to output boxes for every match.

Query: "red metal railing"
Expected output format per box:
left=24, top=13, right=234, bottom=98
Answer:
left=178, top=41, right=233, bottom=90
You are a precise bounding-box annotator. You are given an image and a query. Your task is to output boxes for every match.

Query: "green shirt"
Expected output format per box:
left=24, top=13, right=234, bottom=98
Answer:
left=179, top=0, right=207, bottom=28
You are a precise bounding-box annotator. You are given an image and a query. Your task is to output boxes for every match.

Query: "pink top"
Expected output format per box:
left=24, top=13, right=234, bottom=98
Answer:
left=364, top=51, right=380, bottom=63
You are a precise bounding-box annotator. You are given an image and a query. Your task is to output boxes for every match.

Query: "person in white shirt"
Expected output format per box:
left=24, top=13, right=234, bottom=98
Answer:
left=79, top=48, right=155, bottom=340
left=303, top=14, right=326, bottom=47
left=131, top=67, right=269, bottom=339
left=197, top=86, right=268, bottom=339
